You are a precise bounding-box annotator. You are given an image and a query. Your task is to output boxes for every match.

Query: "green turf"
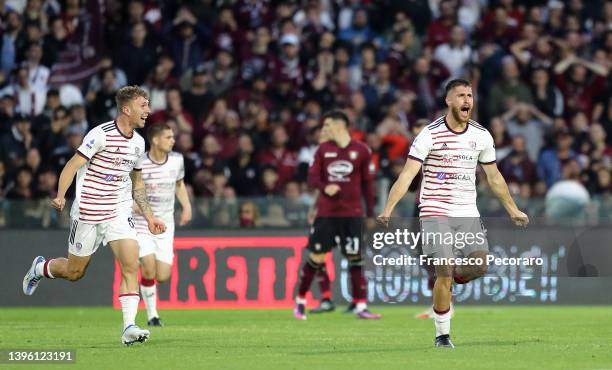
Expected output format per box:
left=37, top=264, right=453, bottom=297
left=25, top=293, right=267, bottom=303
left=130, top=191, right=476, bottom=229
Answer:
left=0, top=306, right=611, bottom=370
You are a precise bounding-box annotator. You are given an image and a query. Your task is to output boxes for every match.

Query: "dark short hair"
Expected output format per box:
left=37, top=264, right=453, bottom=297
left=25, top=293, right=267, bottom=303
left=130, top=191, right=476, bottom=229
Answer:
left=146, top=123, right=172, bottom=143
left=445, top=79, right=471, bottom=96
left=321, top=110, right=350, bottom=127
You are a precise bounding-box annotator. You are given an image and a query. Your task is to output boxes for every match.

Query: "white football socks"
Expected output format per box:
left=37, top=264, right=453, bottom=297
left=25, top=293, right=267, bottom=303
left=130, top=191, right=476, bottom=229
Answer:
left=119, top=293, right=140, bottom=330
left=433, top=308, right=451, bottom=337
left=140, top=284, right=159, bottom=320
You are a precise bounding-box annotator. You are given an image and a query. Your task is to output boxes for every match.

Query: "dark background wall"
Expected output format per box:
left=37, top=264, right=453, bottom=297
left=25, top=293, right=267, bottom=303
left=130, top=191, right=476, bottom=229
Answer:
left=2, top=229, right=612, bottom=307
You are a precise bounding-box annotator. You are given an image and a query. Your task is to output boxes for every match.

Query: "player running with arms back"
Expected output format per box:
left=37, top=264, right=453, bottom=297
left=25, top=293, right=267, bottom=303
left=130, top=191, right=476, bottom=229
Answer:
left=135, top=123, right=192, bottom=327
left=378, top=79, right=529, bottom=348
left=294, top=110, right=381, bottom=320
left=22, top=86, right=166, bottom=345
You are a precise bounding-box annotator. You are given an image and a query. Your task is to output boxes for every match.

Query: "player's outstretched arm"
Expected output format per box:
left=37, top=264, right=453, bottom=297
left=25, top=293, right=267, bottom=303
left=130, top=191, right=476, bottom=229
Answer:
left=130, top=170, right=166, bottom=234
left=51, top=154, right=88, bottom=211
left=175, top=179, right=192, bottom=226
left=378, top=158, right=422, bottom=222
left=481, top=163, right=529, bottom=227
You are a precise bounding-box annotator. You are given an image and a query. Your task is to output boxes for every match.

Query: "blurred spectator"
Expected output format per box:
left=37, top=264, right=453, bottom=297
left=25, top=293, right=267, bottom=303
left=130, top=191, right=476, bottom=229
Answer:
left=433, top=24, right=471, bottom=78
left=203, top=49, right=237, bottom=97
left=228, top=134, right=259, bottom=196
left=529, top=67, right=564, bottom=118
left=499, top=135, right=538, bottom=186
left=0, top=64, right=47, bottom=116
left=538, top=129, right=577, bottom=188
left=553, top=55, right=608, bottom=119
left=501, top=102, right=552, bottom=161
left=164, top=7, right=208, bottom=78
left=174, top=132, right=199, bottom=184
left=42, top=16, right=68, bottom=67
left=425, top=0, right=456, bottom=50
left=338, top=7, right=378, bottom=52
left=487, top=56, right=533, bottom=118
left=0, top=95, right=18, bottom=135
left=150, top=87, right=194, bottom=134
left=181, top=64, right=215, bottom=125
left=1, top=10, right=22, bottom=75
left=239, top=25, right=272, bottom=83
left=489, top=117, right=512, bottom=160
left=0, top=114, right=35, bottom=171
left=402, top=56, right=449, bottom=117
left=39, top=106, right=69, bottom=156
left=85, top=56, right=128, bottom=95
left=49, top=124, right=85, bottom=172
left=115, top=21, right=158, bottom=85
left=269, top=33, right=303, bottom=91
left=87, top=68, right=118, bottom=124
left=258, top=165, right=280, bottom=196
left=256, top=126, right=297, bottom=187
left=239, top=201, right=259, bottom=228
left=25, top=147, right=41, bottom=177
left=24, top=42, right=50, bottom=90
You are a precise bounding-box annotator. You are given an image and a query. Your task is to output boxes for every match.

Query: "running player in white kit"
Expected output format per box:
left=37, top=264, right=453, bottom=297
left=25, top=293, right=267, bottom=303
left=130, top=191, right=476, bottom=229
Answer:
left=134, top=123, right=192, bottom=327
left=378, top=79, right=529, bottom=348
left=22, top=86, right=167, bottom=346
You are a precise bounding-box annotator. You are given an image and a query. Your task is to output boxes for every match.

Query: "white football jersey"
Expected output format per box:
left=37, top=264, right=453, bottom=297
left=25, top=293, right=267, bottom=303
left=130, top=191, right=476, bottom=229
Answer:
left=408, top=116, right=495, bottom=217
left=70, top=121, right=145, bottom=223
left=133, top=151, right=184, bottom=234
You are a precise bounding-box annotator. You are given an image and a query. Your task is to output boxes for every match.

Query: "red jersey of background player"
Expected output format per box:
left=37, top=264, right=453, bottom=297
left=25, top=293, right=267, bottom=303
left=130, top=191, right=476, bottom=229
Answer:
left=308, top=139, right=375, bottom=217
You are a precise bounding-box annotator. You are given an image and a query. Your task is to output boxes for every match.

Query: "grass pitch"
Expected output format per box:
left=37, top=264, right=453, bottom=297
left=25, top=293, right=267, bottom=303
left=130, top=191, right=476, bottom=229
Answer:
left=0, top=306, right=610, bottom=370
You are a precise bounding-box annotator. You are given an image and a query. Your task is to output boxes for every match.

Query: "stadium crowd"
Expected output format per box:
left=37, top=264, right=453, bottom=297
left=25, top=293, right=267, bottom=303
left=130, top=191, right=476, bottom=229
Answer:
left=0, top=0, right=610, bottom=228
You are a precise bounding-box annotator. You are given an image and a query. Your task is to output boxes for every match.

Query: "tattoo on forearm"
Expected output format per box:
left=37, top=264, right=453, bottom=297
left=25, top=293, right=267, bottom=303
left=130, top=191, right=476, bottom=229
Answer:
left=133, top=188, right=153, bottom=218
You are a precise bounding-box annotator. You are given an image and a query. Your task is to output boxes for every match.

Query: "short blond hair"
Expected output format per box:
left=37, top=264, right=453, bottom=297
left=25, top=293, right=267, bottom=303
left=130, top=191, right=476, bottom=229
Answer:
left=115, top=85, right=148, bottom=110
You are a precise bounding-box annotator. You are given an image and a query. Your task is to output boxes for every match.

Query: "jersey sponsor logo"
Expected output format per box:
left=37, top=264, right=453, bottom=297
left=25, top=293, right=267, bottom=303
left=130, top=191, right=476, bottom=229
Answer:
left=112, top=158, right=136, bottom=168
left=349, top=150, right=358, bottom=160
left=85, top=139, right=95, bottom=149
left=324, top=152, right=338, bottom=158
left=442, top=154, right=475, bottom=164
left=104, top=174, right=128, bottom=182
left=327, top=160, right=354, bottom=180
left=436, top=172, right=471, bottom=180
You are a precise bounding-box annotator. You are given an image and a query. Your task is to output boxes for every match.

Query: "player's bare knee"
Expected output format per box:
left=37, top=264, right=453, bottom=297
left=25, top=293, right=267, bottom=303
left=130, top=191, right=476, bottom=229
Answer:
left=121, top=261, right=140, bottom=276
left=141, top=267, right=155, bottom=280
left=475, top=263, right=488, bottom=277
left=66, top=268, right=85, bottom=281
left=309, top=252, right=326, bottom=265
left=156, top=273, right=170, bottom=283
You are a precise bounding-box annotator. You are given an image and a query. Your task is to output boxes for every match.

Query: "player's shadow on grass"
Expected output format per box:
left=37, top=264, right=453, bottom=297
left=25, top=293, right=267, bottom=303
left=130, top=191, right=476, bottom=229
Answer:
left=457, top=338, right=544, bottom=347
left=289, top=346, right=410, bottom=356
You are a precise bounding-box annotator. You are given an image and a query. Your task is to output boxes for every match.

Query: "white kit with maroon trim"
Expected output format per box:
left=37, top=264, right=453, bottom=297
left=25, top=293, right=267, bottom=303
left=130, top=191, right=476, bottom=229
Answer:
left=70, top=121, right=145, bottom=224
left=133, top=151, right=184, bottom=234
left=408, top=116, right=496, bottom=218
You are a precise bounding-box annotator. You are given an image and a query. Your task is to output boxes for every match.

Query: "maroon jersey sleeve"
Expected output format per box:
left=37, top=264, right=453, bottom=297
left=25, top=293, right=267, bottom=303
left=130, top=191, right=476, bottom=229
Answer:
left=307, top=145, right=325, bottom=191
left=361, top=146, right=375, bottom=217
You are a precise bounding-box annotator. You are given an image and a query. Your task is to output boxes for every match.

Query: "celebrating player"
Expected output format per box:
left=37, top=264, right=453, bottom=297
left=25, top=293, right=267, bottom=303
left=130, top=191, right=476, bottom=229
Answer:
left=22, top=86, right=166, bottom=346
left=378, top=79, right=529, bottom=348
left=294, top=110, right=381, bottom=320
left=134, top=123, right=192, bottom=327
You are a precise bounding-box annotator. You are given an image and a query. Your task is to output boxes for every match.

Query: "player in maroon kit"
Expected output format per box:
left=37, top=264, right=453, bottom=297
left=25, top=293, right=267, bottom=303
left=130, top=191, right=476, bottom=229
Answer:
left=293, top=110, right=381, bottom=320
